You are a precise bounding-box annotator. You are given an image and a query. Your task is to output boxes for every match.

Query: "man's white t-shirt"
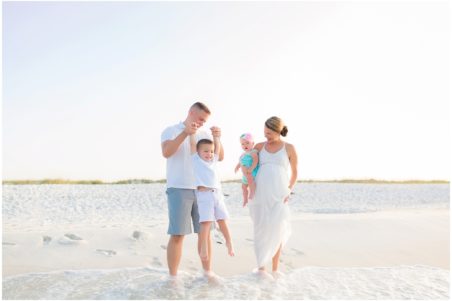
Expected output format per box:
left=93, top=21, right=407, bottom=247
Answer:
left=161, top=122, right=212, bottom=189
left=192, top=154, right=221, bottom=189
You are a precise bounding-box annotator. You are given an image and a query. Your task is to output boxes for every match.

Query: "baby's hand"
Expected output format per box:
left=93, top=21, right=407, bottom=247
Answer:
left=234, top=165, right=240, bottom=173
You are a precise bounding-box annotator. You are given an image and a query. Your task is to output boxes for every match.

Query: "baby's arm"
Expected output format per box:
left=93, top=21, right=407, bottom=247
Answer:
left=234, top=162, right=241, bottom=173
left=189, top=134, right=196, bottom=155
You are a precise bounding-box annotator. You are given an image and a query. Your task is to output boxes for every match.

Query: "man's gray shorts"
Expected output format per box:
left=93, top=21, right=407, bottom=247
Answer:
left=166, top=188, right=200, bottom=235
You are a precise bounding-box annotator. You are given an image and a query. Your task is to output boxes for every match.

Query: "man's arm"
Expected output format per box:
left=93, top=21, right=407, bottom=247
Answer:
left=161, top=122, right=198, bottom=158
left=161, top=131, right=188, bottom=158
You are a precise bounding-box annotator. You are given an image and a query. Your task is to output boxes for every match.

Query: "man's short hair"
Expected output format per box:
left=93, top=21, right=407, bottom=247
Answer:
left=196, top=139, right=213, bottom=151
left=191, top=102, right=211, bottom=114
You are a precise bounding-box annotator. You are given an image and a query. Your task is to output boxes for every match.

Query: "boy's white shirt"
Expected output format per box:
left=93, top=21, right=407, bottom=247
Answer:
left=192, top=153, right=221, bottom=189
left=161, top=122, right=212, bottom=189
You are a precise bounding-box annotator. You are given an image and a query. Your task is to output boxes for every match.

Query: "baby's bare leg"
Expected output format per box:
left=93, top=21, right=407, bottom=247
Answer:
left=217, top=220, right=234, bottom=256
left=241, top=183, right=249, bottom=206
left=245, top=173, right=256, bottom=199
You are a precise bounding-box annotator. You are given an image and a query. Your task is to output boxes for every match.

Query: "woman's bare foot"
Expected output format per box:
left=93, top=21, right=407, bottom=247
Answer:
left=255, top=268, right=274, bottom=280
left=272, top=270, right=284, bottom=279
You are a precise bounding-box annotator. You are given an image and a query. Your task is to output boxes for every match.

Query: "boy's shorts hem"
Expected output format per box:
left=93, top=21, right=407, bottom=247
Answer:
left=196, top=189, right=229, bottom=223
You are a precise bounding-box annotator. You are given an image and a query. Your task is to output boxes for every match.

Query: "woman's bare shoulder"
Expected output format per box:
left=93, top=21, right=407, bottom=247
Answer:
left=285, top=142, right=296, bottom=152
left=254, top=142, right=265, bottom=151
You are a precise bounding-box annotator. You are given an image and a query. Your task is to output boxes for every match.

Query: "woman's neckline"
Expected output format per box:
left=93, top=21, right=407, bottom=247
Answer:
left=264, top=141, right=285, bottom=154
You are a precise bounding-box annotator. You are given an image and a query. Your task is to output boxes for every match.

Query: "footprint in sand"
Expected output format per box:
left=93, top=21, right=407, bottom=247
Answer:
left=43, top=236, right=52, bottom=245
left=96, top=249, right=117, bottom=256
left=65, top=233, right=83, bottom=240
left=132, top=231, right=143, bottom=240
left=151, top=256, right=162, bottom=267
left=213, top=230, right=225, bottom=245
left=58, top=233, right=85, bottom=245
left=291, top=247, right=304, bottom=255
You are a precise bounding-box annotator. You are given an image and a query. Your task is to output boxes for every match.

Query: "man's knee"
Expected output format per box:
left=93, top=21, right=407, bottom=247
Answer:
left=169, top=235, right=184, bottom=244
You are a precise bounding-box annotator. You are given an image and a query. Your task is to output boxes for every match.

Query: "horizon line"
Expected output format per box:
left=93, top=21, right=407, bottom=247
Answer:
left=2, top=178, right=449, bottom=185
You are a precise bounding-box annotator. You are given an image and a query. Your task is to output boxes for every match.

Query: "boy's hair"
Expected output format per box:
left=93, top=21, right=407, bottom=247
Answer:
left=196, top=139, right=214, bottom=151
left=191, top=102, right=211, bottom=114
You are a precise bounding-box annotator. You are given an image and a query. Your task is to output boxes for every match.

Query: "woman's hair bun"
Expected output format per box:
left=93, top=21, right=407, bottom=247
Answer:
left=280, top=125, right=288, bottom=137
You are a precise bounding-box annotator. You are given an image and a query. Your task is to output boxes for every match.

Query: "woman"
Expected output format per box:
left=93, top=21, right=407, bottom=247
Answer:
left=248, top=116, right=298, bottom=277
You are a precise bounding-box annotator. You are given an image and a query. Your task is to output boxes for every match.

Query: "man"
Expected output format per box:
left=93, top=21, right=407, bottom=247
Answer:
left=161, top=102, right=223, bottom=278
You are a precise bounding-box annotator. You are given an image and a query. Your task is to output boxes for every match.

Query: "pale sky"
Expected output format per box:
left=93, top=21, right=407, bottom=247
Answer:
left=2, top=1, right=450, bottom=181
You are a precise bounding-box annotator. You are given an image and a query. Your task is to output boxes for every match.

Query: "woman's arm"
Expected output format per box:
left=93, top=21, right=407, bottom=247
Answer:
left=249, top=151, right=259, bottom=172
left=287, top=143, right=298, bottom=190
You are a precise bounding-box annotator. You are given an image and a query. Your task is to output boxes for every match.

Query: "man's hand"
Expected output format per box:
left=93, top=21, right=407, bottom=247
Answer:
left=184, top=122, right=199, bottom=135
left=210, top=126, right=221, bottom=138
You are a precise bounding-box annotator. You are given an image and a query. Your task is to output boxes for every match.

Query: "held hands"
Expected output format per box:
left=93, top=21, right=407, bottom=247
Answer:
left=210, top=126, right=221, bottom=138
left=184, top=122, right=199, bottom=135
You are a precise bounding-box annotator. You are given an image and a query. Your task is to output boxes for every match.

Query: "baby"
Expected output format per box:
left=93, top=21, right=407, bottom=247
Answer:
left=234, top=133, right=259, bottom=206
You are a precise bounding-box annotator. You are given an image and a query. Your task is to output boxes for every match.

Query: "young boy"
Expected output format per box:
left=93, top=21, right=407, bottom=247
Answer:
left=190, top=129, right=234, bottom=262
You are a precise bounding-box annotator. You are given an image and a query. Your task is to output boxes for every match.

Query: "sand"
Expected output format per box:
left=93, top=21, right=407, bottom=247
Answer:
left=2, top=208, right=449, bottom=278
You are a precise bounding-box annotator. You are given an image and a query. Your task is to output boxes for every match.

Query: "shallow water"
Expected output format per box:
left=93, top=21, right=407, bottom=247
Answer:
left=2, top=265, right=449, bottom=299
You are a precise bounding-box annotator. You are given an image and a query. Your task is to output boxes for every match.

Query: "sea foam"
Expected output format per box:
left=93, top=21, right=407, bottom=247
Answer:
left=2, top=265, right=448, bottom=299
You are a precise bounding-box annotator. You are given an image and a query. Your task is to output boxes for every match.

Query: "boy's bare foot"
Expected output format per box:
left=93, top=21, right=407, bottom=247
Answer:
left=226, top=240, right=235, bottom=256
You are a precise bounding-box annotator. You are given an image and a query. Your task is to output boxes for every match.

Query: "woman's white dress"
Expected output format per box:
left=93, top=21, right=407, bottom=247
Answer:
left=249, top=143, right=292, bottom=267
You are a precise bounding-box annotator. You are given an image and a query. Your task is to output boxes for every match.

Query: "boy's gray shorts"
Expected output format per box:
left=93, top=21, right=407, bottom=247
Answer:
left=166, top=188, right=200, bottom=235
